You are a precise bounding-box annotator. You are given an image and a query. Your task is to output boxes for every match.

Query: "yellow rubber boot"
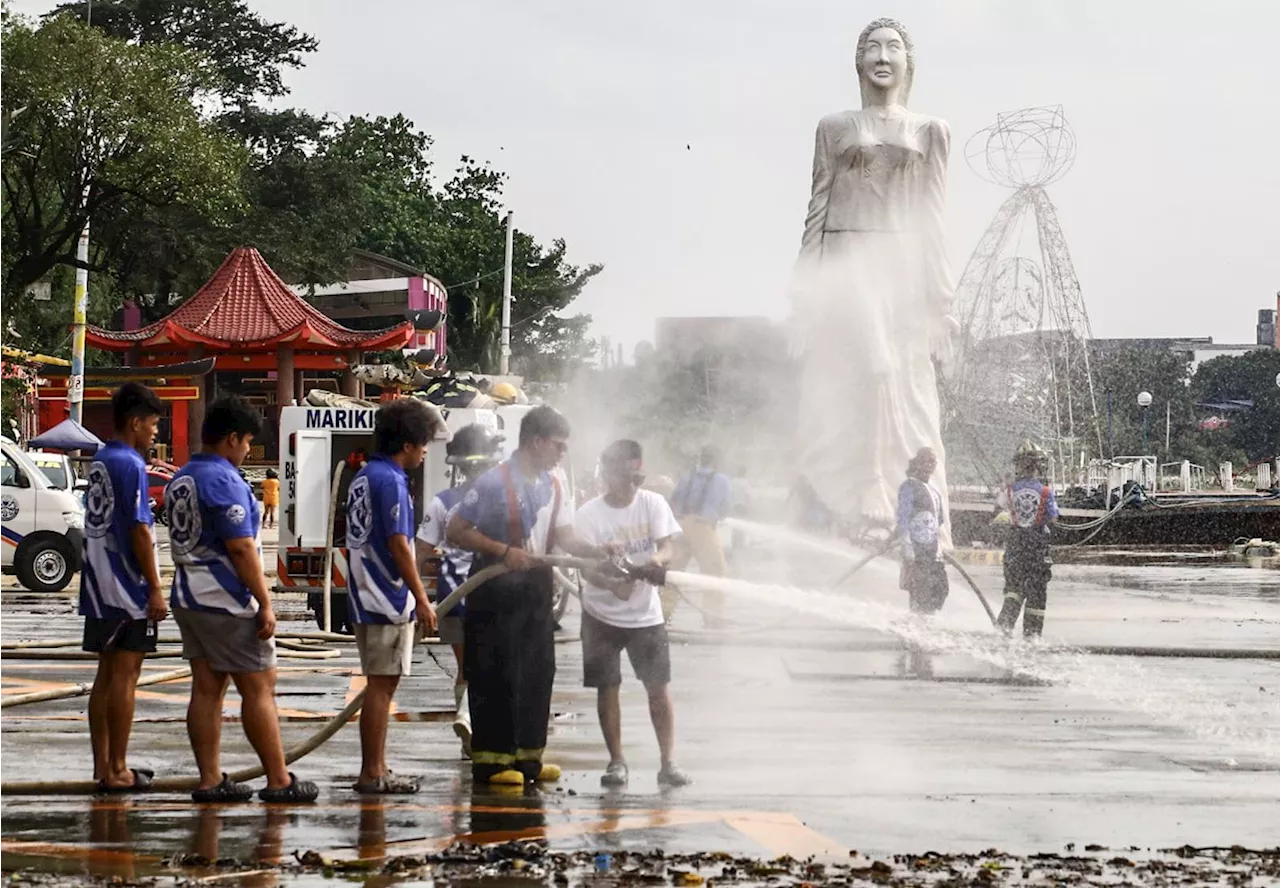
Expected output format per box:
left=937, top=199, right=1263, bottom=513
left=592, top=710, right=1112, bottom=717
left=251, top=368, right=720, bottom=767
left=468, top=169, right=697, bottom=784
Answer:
left=535, top=763, right=562, bottom=782
left=487, top=769, right=525, bottom=786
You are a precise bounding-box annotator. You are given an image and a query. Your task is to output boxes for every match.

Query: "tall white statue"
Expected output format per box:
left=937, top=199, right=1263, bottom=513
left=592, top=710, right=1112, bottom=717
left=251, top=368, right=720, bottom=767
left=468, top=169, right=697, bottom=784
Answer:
left=791, top=17, right=956, bottom=536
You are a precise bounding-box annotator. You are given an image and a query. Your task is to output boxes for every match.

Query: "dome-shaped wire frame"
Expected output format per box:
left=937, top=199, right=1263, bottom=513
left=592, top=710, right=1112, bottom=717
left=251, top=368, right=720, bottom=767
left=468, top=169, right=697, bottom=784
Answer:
left=965, top=105, right=1076, bottom=188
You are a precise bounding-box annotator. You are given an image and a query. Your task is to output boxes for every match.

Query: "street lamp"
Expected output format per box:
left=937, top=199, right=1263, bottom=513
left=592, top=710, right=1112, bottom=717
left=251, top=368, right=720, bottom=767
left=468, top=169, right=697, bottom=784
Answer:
left=1137, top=390, right=1153, bottom=454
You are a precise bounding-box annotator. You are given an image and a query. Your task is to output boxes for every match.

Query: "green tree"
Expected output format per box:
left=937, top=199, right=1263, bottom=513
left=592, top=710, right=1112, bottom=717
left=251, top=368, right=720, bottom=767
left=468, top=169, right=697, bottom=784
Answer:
left=1189, top=350, right=1280, bottom=463
left=1, top=15, right=244, bottom=329
left=1090, top=344, right=1195, bottom=457
left=49, top=0, right=317, bottom=108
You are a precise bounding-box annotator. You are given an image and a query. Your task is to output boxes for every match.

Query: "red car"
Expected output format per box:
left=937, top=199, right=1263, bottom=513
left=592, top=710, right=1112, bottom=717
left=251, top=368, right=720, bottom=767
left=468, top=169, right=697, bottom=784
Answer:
left=147, top=466, right=174, bottom=517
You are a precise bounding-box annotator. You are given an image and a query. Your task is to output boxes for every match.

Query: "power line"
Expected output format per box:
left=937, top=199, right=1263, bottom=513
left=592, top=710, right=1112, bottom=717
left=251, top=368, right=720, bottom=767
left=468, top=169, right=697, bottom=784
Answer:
left=444, top=268, right=502, bottom=290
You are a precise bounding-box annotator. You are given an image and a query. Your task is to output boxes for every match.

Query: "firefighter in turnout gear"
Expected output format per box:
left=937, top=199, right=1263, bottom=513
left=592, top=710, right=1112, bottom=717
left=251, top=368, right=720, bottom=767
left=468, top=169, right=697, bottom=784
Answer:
left=416, top=423, right=505, bottom=759
left=445, top=406, right=620, bottom=786
left=995, top=441, right=1059, bottom=637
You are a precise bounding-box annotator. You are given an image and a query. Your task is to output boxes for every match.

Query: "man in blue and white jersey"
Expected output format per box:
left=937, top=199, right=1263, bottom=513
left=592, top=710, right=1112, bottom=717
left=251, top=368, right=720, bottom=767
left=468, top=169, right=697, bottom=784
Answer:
left=80, top=382, right=167, bottom=793
left=168, top=395, right=318, bottom=804
left=346, top=398, right=442, bottom=794
left=416, top=422, right=504, bottom=758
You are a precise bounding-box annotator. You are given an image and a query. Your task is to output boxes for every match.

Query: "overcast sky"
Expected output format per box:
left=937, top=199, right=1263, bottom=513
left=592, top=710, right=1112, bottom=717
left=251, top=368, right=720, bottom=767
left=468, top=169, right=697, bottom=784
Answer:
left=19, top=0, right=1280, bottom=355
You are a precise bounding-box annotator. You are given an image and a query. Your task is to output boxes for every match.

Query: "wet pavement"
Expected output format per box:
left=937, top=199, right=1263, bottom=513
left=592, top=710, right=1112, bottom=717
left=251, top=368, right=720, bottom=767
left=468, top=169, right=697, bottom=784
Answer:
left=2, top=536, right=1279, bottom=884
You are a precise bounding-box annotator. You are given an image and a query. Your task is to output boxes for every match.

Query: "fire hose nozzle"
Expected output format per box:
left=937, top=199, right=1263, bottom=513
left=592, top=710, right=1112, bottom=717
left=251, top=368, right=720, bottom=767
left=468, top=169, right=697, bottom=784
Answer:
left=598, top=559, right=668, bottom=587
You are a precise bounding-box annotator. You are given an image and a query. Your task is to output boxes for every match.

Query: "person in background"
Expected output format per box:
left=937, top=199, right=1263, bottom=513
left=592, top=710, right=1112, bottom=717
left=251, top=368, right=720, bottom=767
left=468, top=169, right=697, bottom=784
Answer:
left=168, top=395, right=318, bottom=803
left=576, top=440, right=691, bottom=788
left=995, top=441, right=1060, bottom=637
left=261, top=468, right=279, bottom=529
left=447, top=406, right=618, bottom=786
left=345, top=398, right=442, bottom=794
left=665, top=446, right=732, bottom=623
left=80, top=382, right=168, bottom=792
left=896, top=447, right=949, bottom=614
left=416, top=422, right=504, bottom=759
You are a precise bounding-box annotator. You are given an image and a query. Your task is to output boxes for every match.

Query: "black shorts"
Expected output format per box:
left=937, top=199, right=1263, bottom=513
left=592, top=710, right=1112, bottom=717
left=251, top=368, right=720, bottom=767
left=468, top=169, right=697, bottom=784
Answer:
left=83, top=617, right=158, bottom=654
left=581, top=611, right=671, bottom=689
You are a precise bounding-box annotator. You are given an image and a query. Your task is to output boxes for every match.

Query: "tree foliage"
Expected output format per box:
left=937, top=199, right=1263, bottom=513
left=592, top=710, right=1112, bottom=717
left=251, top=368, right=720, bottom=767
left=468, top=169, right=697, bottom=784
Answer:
left=1, top=15, right=244, bottom=300
left=2, top=7, right=600, bottom=382
left=1188, top=349, right=1280, bottom=464
left=48, top=0, right=318, bottom=107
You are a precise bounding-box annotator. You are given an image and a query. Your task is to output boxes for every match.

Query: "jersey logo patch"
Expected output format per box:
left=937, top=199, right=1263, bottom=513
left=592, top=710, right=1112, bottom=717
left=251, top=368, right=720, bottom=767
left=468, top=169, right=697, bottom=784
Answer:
left=84, top=461, right=115, bottom=540
left=226, top=504, right=247, bottom=525
left=167, top=476, right=202, bottom=556
left=347, top=476, right=372, bottom=547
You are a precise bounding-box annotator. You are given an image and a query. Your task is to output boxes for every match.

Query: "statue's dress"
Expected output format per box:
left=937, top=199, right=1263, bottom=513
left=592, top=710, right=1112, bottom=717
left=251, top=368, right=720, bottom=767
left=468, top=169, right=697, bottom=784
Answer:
left=794, top=107, right=953, bottom=530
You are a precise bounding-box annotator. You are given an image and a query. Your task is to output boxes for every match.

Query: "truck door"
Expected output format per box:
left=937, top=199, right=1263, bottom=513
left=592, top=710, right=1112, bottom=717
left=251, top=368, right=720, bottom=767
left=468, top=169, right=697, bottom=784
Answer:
left=291, top=431, right=331, bottom=548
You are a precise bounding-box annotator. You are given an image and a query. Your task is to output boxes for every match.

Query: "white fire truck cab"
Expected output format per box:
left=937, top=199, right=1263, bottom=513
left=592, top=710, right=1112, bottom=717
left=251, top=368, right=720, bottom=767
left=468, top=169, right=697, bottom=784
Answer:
left=276, top=401, right=553, bottom=631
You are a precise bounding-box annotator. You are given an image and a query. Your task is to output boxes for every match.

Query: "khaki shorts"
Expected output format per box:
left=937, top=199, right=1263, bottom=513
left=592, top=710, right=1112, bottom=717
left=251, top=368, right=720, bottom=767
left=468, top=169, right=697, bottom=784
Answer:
left=173, top=608, right=277, bottom=674
left=353, top=622, right=415, bottom=676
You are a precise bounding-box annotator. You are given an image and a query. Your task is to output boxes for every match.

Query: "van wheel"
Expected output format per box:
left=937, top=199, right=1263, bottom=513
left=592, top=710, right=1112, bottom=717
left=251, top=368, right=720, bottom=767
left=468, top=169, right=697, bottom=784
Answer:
left=16, top=534, right=76, bottom=594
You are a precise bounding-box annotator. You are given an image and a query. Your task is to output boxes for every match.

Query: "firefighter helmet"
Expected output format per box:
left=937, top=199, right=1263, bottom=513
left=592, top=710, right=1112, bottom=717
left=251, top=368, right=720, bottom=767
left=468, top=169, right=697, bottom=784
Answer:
left=490, top=382, right=520, bottom=404
left=1012, top=439, right=1048, bottom=471
left=446, top=423, right=503, bottom=466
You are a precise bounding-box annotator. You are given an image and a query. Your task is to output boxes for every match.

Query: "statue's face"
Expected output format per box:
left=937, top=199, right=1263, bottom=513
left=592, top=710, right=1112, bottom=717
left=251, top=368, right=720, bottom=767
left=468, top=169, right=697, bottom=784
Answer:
left=860, top=26, right=908, bottom=92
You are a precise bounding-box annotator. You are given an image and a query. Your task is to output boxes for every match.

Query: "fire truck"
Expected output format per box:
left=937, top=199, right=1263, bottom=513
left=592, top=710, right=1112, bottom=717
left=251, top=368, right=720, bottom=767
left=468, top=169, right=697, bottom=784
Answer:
left=275, top=400, right=574, bottom=631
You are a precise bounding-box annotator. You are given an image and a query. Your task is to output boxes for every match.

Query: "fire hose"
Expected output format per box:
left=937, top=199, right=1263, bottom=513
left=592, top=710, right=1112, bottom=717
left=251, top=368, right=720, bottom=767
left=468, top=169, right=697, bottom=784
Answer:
left=826, top=532, right=999, bottom=627
left=0, top=553, right=607, bottom=796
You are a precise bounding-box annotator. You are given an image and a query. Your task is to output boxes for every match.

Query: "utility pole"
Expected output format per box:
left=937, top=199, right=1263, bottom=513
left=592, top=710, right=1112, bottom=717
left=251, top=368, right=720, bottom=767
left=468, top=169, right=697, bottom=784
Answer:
left=498, top=211, right=514, bottom=376
left=69, top=0, right=93, bottom=423
left=69, top=216, right=90, bottom=423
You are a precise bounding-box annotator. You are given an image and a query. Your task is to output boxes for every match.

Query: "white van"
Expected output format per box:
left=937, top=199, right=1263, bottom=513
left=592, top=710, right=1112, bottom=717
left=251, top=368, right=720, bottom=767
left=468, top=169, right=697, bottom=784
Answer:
left=1, top=437, right=85, bottom=593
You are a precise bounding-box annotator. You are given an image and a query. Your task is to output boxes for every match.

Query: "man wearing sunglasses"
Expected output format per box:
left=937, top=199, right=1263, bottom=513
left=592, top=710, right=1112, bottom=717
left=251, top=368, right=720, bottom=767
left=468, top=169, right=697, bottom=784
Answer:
left=447, top=406, right=617, bottom=786
left=575, top=440, right=690, bottom=788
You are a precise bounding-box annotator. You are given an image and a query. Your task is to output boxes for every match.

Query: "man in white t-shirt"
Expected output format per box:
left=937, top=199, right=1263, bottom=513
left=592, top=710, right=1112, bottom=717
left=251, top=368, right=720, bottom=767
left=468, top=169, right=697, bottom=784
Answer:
left=575, top=440, right=691, bottom=788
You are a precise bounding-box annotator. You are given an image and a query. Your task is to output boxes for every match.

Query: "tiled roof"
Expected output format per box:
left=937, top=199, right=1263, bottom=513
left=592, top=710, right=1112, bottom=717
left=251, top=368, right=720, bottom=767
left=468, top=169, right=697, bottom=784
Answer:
left=87, top=247, right=414, bottom=352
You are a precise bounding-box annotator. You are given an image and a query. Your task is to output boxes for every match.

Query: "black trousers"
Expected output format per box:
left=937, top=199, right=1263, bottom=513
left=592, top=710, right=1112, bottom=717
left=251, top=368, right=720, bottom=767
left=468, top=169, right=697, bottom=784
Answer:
left=902, top=558, right=950, bottom=614
left=998, top=532, right=1052, bottom=636
left=464, top=565, right=555, bottom=780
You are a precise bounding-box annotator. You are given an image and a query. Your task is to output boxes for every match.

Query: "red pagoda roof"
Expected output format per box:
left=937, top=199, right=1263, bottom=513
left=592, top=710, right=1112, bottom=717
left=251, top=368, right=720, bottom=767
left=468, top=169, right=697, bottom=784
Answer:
left=87, top=247, right=414, bottom=353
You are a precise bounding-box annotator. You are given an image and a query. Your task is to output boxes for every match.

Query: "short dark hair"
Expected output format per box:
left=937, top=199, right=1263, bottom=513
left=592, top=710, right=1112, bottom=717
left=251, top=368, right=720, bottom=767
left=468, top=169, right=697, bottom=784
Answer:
left=374, top=398, right=441, bottom=456
left=518, top=405, right=570, bottom=448
left=201, top=395, right=263, bottom=446
left=112, top=382, right=164, bottom=432
left=602, top=439, right=642, bottom=466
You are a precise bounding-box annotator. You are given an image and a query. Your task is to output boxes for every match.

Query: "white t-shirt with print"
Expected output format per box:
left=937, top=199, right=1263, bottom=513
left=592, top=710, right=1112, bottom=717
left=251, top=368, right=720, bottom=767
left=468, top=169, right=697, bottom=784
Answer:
left=574, top=489, right=681, bottom=629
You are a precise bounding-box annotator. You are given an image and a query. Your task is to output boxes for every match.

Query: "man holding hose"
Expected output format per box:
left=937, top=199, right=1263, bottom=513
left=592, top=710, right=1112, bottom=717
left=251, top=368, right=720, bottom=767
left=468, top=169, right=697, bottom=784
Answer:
left=447, top=406, right=618, bottom=786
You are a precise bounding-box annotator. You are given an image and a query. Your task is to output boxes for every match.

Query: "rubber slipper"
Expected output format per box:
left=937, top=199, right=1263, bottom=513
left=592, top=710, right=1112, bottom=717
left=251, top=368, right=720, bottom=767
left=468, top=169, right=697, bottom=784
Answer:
left=353, top=773, right=420, bottom=795
left=95, top=769, right=154, bottom=794
left=259, top=773, right=319, bottom=803
left=191, top=774, right=254, bottom=803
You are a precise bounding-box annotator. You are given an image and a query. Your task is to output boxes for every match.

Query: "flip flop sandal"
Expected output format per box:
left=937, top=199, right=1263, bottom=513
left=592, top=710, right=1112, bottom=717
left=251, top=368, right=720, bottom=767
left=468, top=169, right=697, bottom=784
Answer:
left=259, top=773, right=320, bottom=803
left=95, top=769, right=154, bottom=794
left=353, top=773, right=420, bottom=795
left=191, top=774, right=254, bottom=803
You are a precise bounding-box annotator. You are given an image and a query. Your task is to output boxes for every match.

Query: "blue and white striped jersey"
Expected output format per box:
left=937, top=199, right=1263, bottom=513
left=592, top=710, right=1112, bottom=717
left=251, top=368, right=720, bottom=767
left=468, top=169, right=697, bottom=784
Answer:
left=80, top=441, right=155, bottom=620
left=167, top=454, right=261, bottom=617
left=417, top=485, right=471, bottom=613
left=346, top=455, right=415, bottom=625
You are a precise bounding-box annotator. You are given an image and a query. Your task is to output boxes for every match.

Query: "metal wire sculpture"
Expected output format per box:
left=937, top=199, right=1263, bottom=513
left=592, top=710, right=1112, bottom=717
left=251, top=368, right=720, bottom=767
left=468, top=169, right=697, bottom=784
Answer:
left=944, top=106, right=1101, bottom=490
